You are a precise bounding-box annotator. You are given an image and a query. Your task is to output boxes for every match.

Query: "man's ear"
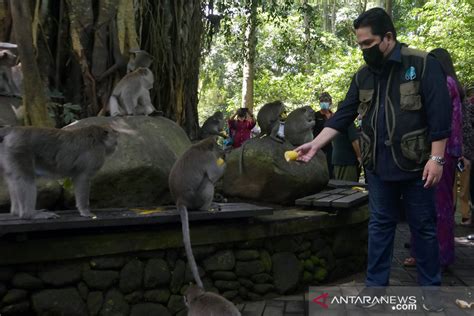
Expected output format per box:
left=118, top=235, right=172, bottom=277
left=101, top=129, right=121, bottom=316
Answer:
left=385, top=32, right=394, bottom=42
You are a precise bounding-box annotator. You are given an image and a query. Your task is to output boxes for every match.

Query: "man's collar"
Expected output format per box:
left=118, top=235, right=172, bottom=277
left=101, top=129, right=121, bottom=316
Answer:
left=387, top=42, right=402, bottom=63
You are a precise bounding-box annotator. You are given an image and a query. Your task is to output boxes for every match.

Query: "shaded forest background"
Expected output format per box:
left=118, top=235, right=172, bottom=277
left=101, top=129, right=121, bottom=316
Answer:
left=0, top=0, right=472, bottom=138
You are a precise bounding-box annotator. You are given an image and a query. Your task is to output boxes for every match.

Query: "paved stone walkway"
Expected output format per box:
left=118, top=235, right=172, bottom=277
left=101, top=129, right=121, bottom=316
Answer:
left=236, top=218, right=474, bottom=315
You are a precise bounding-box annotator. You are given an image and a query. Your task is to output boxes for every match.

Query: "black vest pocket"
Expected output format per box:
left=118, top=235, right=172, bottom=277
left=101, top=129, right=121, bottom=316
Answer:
left=400, top=127, right=430, bottom=164
left=359, top=131, right=373, bottom=168
left=400, top=82, right=422, bottom=110
left=358, top=89, right=374, bottom=117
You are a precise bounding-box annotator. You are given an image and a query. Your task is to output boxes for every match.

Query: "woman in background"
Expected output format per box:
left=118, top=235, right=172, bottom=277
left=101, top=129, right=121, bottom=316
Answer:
left=405, top=48, right=464, bottom=269
left=228, top=108, right=256, bottom=149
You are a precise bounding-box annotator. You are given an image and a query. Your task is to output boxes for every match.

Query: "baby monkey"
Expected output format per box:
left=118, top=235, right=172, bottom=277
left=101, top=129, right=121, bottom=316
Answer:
left=184, top=284, right=241, bottom=316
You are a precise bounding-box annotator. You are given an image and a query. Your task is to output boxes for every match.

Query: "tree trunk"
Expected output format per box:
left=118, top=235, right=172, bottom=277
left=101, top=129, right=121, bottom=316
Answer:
left=331, top=0, right=337, bottom=34
left=302, top=0, right=312, bottom=65
left=10, top=0, right=53, bottom=126
left=386, top=0, right=393, bottom=18
left=322, top=0, right=329, bottom=32
left=65, top=0, right=96, bottom=116
left=241, top=0, right=257, bottom=111
left=0, top=0, right=12, bottom=42
left=139, top=0, right=203, bottom=139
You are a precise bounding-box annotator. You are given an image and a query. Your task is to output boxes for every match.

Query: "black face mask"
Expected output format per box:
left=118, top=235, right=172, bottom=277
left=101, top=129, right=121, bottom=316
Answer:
left=362, top=38, right=385, bottom=70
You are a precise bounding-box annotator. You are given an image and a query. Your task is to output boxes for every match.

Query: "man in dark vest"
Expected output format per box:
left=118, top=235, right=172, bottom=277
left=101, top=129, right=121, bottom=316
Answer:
left=296, top=8, right=451, bottom=312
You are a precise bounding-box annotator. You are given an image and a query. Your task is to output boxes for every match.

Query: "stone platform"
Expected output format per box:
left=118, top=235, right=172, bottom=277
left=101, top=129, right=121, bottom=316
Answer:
left=0, top=203, right=369, bottom=315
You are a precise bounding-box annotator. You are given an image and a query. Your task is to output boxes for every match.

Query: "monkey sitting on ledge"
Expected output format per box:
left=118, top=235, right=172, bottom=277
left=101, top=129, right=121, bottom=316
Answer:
left=0, top=122, right=131, bottom=219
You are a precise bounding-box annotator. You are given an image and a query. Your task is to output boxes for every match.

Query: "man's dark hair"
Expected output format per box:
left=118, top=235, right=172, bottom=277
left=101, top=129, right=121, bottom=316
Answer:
left=353, top=7, right=397, bottom=40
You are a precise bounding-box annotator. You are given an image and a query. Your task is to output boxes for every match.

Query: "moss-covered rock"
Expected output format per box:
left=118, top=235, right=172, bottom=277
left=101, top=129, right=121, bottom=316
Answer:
left=120, top=259, right=144, bottom=294
left=313, top=267, right=328, bottom=282
left=144, top=259, right=170, bottom=289
left=303, top=271, right=313, bottom=284
left=63, top=116, right=191, bottom=208
left=259, top=250, right=272, bottom=273
left=303, top=259, right=315, bottom=272
left=203, top=250, right=235, bottom=271
left=32, top=288, right=88, bottom=316
left=222, top=137, right=328, bottom=204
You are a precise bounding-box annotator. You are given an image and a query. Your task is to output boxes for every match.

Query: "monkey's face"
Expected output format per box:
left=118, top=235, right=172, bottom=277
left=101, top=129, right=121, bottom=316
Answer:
left=0, top=50, right=17, bottom=67
left=279, top=107, right=288, bottom=121
left=304, top=107, right=316, bottom=127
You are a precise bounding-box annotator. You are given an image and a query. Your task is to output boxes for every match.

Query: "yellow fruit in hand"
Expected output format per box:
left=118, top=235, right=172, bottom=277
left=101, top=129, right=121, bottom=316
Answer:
left=284, top=151, right=299, bottom=162
left=217, top=158, right=225, bottom=166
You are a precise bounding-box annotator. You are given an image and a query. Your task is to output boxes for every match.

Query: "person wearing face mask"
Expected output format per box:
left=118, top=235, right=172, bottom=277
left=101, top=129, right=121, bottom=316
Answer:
left=313, top=92, right=334, bottom=178
left=295, top=8, right=451, bottom=312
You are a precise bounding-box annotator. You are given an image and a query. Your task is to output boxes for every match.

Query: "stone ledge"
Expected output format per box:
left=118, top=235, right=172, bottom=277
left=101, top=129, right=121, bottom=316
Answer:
left=0, top=206, right=368, bottom=265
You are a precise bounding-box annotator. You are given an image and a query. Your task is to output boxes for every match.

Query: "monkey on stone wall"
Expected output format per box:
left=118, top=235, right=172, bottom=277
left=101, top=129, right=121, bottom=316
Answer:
left=284, top=106, right=316, bottom=146
left=257, top=100, right=287, bottom=143
left=127, top=49, right=153, bottom=73
left=0, top=49, right=22, bottom=97
left=109, top=67, right=157, bottom=117
left=169, top=136, right=226, bottom=289
left=0, top=121, right=133, bottom=219
left=184, top=284, right=241, bottom=316
left=199, top=111, right=227, bottom=139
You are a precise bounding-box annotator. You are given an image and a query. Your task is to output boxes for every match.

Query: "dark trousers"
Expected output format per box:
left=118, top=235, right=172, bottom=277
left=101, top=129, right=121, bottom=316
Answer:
left=366, top=172, right=441, bottom=286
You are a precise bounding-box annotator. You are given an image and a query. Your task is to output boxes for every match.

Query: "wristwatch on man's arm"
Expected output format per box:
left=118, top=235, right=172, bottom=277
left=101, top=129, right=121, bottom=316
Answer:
left=429, top=155, right=446, bottom=165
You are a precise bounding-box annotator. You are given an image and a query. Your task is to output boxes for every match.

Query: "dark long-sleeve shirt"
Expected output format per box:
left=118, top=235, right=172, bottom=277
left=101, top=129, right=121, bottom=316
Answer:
left=325, top=43, right=451, bottom=181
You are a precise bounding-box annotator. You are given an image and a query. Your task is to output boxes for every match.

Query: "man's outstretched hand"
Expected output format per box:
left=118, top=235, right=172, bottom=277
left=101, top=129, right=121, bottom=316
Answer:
left=295, top=142, right=319, bottom=162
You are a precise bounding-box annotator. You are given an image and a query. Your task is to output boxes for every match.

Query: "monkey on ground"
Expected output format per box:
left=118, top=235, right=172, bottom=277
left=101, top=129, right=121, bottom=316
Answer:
left=169, top=136, right=226, bottom=289
left=284, top=106, right=316, bottom=146
left=184, top=284, right=241, bottom=316
left=127, top=49, right=153, bottom=73
left=199, top=111, right=227, bottom=139
left=109, top=67, right=157, bottom=117
left=257, top=100, right=287, bottom=143
left=0, top=121, right=132, bottom=219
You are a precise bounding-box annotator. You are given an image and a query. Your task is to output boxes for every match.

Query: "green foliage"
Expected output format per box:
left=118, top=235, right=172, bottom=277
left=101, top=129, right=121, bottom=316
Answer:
left=199, top=0, right=473, bottom=122
left=397, top=0, right=473, bottom=85
left=48, top=102, right=82, bottom=127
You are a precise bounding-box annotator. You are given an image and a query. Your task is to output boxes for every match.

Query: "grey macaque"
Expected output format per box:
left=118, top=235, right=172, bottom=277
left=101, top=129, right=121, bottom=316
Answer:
left=127, top=49, right=153, bottom=73
left=109, top=67, right=157, bottom=116
left=199, top=111, right=227, bottom=139
left=169, top=136, right=226, bottom=289
left=257, top=100, right=287, bottom=143
left=184, top=284, right=241, bottom=316
left=0, top=122, right=130, bottom=219
left=284, top=106, right=316, bottom=146
left=0, top=50, right=22, bottom=97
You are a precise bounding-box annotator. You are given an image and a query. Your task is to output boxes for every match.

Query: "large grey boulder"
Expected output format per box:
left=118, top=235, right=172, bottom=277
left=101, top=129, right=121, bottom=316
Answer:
left=222, top=137, right=328, bottom=204
left=0, top=116, right=191, bottom=212
left=32, top=288, right=88, bottom=316
left=64, top=116, right=191, bottom=208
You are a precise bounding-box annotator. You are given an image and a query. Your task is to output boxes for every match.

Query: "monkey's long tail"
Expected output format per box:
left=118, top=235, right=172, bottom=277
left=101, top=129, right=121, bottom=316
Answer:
left=178, top=204, right=204, bottom=289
